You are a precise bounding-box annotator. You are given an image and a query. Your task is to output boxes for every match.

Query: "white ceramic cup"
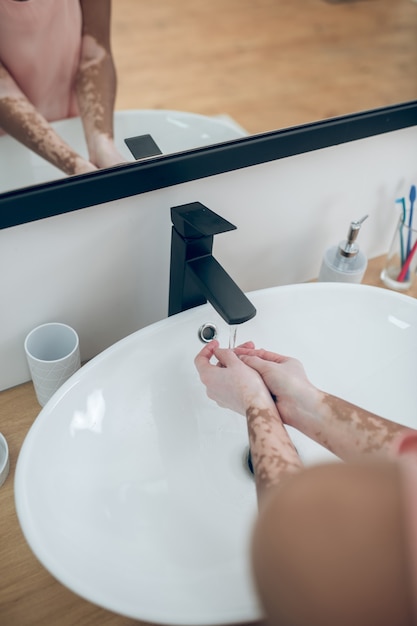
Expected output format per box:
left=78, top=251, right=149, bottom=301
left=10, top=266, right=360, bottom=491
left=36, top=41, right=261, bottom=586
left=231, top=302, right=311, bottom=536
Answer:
left=24, top=323, right=81, bottom=407
left=0, top=433, right=9, bottom=488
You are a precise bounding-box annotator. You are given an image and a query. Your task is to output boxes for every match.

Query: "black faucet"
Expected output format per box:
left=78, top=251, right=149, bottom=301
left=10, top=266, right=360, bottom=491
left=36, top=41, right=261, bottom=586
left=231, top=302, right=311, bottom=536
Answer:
left=168, top=202, right=256, bottom=325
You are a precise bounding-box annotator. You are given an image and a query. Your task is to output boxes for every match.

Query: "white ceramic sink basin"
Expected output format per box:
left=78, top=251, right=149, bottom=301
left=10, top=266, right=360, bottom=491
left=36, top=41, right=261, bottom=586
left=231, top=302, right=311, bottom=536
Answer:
left=15, top=283, right=417, bottom=624
left=0, top=109, right=246, bottom=193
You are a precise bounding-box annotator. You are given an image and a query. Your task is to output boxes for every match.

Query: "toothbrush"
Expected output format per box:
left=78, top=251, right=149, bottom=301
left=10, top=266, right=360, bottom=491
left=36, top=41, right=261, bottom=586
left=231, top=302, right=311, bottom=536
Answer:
left=406, top=185, right=416, bottom=259
left=402, top=185, right=416, bottom=281
left=395, top=197, right=406, bottom=266
left=397, top=238, right=417, bottom=282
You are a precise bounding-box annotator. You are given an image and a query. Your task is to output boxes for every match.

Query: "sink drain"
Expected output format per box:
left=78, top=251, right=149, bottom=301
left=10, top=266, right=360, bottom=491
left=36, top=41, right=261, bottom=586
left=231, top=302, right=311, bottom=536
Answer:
left=244, top=446, right=255, bottom=478
left=198, top=323, right=218, bottom=343
left=244, top=444, right=298, bottom=480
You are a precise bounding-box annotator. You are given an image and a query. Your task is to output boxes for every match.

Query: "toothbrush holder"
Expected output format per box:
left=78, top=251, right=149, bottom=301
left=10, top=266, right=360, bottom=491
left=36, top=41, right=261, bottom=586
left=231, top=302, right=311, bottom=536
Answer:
left=381, top=215, right=417, bottom=291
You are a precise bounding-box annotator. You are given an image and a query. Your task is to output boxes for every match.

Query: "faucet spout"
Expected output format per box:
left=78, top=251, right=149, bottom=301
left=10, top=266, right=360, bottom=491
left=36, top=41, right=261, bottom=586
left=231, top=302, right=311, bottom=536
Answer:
left=187, top=255, right=256, bottom=325
left=168, top=202, right=256, bottom=325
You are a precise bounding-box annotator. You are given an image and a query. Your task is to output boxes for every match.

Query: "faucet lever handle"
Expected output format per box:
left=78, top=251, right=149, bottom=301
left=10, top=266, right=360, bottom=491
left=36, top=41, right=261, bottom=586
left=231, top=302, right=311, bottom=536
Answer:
left=171, top=202, right=236, bottom=239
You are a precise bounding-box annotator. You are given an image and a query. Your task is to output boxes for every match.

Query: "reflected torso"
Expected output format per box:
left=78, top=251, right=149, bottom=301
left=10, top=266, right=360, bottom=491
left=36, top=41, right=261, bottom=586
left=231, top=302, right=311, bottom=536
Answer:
left=0, top=0, right=81, bottom=129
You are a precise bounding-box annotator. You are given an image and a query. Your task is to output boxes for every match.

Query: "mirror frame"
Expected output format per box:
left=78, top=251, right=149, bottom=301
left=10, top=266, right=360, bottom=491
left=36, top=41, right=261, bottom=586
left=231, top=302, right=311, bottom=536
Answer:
left=0, top=100, right=416, bottom=230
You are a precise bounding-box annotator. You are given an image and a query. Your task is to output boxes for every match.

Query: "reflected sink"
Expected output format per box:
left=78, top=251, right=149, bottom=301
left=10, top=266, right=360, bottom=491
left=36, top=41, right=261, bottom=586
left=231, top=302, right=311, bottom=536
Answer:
left=15, top=283, right=417, bottom=624
left=0, top=109, right=246, bottom=193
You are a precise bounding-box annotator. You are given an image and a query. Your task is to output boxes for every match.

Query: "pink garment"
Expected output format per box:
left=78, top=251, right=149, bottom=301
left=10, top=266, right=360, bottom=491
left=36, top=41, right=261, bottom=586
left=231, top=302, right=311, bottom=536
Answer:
left=0, top=0, right=82, bottom=127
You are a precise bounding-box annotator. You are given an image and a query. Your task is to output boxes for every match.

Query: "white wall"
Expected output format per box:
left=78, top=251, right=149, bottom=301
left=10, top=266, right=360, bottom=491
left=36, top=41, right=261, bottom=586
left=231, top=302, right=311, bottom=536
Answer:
left=1, top=125, right=416, bottom=390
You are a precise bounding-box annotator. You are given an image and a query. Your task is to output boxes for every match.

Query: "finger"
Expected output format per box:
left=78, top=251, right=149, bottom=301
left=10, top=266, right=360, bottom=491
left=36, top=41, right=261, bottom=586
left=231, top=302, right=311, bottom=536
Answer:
left=194, top=339, right=219, bottom=374
left=235, top=347, right=289, bottom=364
left=213, top=347, right=241, bottom=368
left=239, top=354, right=277, bottom=375
left=234, top=341, right=255, bottom=350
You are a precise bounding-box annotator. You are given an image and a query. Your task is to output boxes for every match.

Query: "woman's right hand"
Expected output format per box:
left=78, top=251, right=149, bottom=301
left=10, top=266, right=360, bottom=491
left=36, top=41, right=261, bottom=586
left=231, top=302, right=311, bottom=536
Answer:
left=73, top=157, right=98, bottom=175
left=234, top=348, right=321, bottom=428
left=194, top=340, right=277, bottom=417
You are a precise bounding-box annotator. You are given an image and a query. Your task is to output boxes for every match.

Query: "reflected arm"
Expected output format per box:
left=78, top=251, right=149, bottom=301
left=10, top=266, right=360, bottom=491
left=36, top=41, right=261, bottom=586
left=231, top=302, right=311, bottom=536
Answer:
left=0, top=62, right=96, bottom=175
left=76, top=0, right=125, bottom=169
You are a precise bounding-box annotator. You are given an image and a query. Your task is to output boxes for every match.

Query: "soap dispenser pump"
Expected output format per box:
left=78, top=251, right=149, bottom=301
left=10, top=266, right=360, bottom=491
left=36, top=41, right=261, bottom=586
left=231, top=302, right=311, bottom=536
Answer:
left=318, top=215, right=368, bottom=283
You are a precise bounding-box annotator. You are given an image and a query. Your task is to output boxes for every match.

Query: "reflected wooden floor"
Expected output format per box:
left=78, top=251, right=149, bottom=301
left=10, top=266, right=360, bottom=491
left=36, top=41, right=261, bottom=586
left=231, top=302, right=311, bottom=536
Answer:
left=112, top=0, right=417, bottom=134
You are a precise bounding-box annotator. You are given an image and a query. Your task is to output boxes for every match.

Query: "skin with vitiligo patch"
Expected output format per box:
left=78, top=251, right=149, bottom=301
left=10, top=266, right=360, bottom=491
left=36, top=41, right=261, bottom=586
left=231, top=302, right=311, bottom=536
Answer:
left=304, top=391, right=411, bottom=461
left=0, top=1, right=124, bottom=174
left=235, top=347, right=414, bottom=463
left=246, top=405, right=302, bottom=501
left=76, top=36, right=109, bottom=133
left=0, top=94, right=93, bottom=175
left=75, top=32, right=121, bottom=167
left=0, top=53, right=97, bottom=175
left=195, top=342, right=416, bottom=624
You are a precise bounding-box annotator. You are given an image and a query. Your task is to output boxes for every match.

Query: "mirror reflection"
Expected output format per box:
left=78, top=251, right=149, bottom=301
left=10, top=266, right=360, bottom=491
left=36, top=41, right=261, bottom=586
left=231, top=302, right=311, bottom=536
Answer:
left=1, top=0, right=416, bottom=195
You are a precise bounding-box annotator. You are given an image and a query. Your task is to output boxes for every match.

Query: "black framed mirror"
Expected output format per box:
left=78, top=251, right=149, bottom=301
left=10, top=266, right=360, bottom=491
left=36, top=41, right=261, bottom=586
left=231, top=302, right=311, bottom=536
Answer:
left=1, top=100, right=416, bottom=230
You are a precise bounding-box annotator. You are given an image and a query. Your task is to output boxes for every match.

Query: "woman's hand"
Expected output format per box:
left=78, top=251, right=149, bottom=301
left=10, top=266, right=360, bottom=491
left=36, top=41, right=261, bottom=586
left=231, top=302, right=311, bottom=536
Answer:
left=235, top=348, right=320, bottom=428
left=194, top=340, right=276, bottom=416
left=87, top=132, right=126, bottom=169
left=195, top=340, right=303, bottom=501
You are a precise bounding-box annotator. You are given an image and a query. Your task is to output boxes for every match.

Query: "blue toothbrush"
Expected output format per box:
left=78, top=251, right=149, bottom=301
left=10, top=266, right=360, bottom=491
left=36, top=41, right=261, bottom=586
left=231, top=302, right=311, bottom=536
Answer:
left=407, top=185, right=416, bottom=258
left=405, top=185, right=416, bottom=281
left=395, top=197, right=406, bottom=266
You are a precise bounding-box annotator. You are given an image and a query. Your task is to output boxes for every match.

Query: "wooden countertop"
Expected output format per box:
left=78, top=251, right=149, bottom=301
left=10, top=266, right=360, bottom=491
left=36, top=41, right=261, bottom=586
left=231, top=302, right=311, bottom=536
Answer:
left=1, top=256, right=416, bottom=626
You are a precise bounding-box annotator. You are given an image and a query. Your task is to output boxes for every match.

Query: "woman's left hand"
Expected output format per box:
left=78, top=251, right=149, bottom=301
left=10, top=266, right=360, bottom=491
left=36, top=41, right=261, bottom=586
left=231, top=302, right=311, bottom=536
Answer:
left=194, top=340, right=276, bottom=416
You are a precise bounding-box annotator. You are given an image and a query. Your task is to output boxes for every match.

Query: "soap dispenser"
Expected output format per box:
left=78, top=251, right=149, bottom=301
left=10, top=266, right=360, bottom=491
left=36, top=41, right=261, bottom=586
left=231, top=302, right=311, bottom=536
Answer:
left=318, top=215, right=368, bottom=283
